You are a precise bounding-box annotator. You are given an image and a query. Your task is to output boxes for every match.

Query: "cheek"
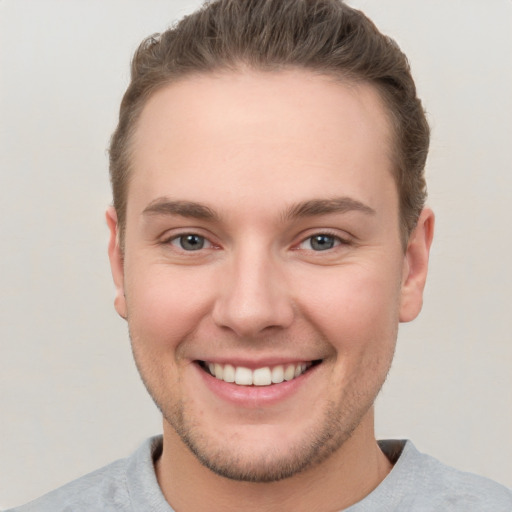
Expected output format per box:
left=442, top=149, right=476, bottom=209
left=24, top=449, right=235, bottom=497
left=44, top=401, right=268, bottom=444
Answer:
left=295, top=262, right=402, bottom=352
left=124, top=263, right=216, bottom=350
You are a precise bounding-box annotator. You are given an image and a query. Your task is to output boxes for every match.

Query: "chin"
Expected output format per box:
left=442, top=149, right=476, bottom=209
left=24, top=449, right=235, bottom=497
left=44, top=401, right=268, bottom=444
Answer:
left=160, top=395, right=369, bottom=483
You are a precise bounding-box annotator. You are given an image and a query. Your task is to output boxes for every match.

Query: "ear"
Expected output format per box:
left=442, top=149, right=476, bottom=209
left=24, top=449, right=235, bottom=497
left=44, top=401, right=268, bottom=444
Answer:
left=399, top=208, right=435, bottom=322
left=106, top=206, right=127, bottom=320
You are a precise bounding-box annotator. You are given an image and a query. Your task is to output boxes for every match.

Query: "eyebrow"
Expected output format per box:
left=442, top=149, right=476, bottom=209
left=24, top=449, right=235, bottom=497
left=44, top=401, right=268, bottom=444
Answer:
left=142, top=196, right=375, bottom=222
left=283, top=197, right=376, bottom=220
left=142, top=198, right=219, bottom=220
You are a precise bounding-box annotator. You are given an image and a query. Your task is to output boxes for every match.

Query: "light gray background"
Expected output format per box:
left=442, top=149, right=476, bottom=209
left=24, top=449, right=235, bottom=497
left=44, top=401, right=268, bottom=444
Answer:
left=1, top=0, right=511, bottom=508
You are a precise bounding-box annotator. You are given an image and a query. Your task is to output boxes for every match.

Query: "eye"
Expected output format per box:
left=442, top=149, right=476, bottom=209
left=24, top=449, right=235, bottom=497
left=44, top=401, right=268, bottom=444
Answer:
left=299, top=234, right=342, bottom=251
left=170, top=234, right=211, bottom=251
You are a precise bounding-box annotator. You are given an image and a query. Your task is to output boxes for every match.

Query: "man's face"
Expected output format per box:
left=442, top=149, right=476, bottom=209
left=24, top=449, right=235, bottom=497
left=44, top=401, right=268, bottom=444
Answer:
left=108, top=70, right=429, bottom=482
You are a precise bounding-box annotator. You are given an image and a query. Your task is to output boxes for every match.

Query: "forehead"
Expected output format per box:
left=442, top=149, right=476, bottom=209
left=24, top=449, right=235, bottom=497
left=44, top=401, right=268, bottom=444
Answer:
left=128, top=69, right=396, bottom=218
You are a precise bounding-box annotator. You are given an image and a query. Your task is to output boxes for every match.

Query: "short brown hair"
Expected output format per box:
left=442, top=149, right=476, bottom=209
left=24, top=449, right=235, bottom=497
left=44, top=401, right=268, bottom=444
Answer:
left=109, top=0, right=429, bottom=248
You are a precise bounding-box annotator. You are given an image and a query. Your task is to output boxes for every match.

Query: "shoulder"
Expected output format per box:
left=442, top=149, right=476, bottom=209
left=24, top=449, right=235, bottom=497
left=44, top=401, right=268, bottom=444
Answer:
left=5, top=458, right=129, bottom=512
left=376, top=440, right=512, bottom=511
left=6, top=437, right=164, bottom=512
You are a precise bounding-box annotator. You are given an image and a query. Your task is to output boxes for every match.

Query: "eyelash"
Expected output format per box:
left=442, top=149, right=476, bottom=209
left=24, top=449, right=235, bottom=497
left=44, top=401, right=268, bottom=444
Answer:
left=165, top=233, right=215, bottom=251
left=163, top=230, right=350, bottom=253
left=296, top=232, right=350, bottom=252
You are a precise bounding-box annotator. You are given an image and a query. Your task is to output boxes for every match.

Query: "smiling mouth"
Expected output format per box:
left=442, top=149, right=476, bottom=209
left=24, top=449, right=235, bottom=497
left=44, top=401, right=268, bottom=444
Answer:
left=197, top=360, right=322, bottom=386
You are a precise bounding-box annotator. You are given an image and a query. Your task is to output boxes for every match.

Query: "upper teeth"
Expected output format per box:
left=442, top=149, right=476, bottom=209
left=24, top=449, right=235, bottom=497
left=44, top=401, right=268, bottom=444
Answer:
left=207, top=362, right=310, bottom=386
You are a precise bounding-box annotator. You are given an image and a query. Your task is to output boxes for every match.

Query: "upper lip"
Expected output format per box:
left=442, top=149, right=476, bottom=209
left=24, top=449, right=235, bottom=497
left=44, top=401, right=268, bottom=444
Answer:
left=195, top=357, right=323, bottom=369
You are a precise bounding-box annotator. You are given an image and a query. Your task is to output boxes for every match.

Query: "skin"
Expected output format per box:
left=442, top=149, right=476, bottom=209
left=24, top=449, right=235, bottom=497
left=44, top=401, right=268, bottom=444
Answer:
left=107, top=69, right=434, bottom=511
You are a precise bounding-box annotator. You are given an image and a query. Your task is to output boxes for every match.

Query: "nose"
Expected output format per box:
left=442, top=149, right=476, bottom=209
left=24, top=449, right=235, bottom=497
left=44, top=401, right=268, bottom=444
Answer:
left=212, top=246, right=295, bottom=338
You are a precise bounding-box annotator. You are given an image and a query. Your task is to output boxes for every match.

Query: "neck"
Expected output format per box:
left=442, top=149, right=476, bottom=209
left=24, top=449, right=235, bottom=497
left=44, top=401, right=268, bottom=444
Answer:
left=155, top=408, right=392, bottom=512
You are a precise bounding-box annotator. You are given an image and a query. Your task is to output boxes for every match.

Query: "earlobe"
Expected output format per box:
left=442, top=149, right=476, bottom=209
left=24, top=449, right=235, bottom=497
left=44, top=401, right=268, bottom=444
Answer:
left=106, top=206, right=127, bottom=320
left=399, top=208, right=435, bottom=323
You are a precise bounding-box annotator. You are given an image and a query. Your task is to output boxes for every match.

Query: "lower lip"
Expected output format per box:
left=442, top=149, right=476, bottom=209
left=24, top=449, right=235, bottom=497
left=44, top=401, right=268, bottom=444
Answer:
left=195, top=363, right=319, bottom=408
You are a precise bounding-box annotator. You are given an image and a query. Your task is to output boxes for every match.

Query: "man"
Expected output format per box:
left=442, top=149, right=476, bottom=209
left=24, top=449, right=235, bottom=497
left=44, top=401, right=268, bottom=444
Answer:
left=8, top=0, right=511, bottom=510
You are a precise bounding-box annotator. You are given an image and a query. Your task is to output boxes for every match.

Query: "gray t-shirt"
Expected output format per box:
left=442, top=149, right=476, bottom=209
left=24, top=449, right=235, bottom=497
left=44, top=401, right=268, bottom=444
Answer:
left=7, top=436, right=512, bottom=511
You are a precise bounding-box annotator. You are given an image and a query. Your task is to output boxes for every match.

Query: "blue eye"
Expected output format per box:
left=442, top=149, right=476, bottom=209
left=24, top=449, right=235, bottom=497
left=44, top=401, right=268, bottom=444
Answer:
left=310, top=234, right=336, bottom=251
left=300, top=234, right=340, bottom=251
left=171, top=234, right=208, bottom=251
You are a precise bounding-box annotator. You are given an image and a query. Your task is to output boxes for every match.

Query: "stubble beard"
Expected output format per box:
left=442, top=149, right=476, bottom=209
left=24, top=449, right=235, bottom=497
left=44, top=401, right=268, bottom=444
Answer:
left=164, top=395, right=370, bottom=483
left=130, top=337, right=394, bottom=484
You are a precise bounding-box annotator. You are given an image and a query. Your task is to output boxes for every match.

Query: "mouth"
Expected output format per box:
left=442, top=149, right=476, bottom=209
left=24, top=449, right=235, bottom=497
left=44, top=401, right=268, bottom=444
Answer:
left=197, top=360, right=322, bottom=386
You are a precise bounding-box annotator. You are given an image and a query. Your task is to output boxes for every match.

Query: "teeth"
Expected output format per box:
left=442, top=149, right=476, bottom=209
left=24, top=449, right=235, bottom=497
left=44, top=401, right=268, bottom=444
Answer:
left=207, top=361, right=312, bottom=386
left=223, top=364, right=235, bottom=383
left=271, top=365, right=284, bottom=384
left=253, top=367, right=272, bottom=386
left=284, top=364, right=296, bottom=381
left=214, top=363, right=224, bottom=380
left=235, top=367, right=253, bottom=385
